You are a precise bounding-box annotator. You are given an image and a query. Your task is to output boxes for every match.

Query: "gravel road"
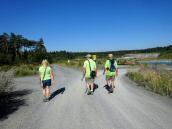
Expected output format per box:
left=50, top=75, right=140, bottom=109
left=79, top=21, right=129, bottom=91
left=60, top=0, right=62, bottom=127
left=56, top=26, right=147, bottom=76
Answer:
left=0, top=65, right=172, bottom=129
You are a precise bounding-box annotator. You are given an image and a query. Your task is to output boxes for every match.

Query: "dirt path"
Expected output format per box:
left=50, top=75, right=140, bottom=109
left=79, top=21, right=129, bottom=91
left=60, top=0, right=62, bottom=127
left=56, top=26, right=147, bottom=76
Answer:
left=0, top=65, right=172, bottom=129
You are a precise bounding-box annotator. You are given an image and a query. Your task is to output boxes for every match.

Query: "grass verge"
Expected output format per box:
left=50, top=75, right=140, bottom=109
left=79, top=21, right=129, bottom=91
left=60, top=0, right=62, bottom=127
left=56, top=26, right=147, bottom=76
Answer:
left=127, top=68, right=172, bottom=97
left=14, top=64, right=38, bottom=77
left=56, top=59, right=84, bottom=70
left=0, top=64, right=39, bottom=77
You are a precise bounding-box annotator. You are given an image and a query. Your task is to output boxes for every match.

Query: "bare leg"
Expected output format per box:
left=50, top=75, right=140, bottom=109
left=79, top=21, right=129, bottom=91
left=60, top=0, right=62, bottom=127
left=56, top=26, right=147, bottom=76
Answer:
left=112, top=77, right=116, bottom=88
left=86, top=82, right=92, bottom=95
left=42, top=89, right=46, bottom=96
left=86, top=82, right=90, bottom=90
left=106, top=77, right=108, bottom=86
left=45, top=87, right=51, bottom=98
left=42, top=88, right=47, bottom=102
left=90, top=83, right=94, bottom=91
left=106, top=80, right=108, bottom=86
left=107, top=80, right=111, bottom=87
left=111, top=80, right=114, bottom=88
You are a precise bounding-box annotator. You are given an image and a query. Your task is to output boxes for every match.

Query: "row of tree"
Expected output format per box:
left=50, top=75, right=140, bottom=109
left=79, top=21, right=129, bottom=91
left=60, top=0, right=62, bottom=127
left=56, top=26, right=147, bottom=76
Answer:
left=48, top=45, right=172, bottom=61
left=1, top=32, right=171, bottom=65
left=0, top=33, right=47, bottom=65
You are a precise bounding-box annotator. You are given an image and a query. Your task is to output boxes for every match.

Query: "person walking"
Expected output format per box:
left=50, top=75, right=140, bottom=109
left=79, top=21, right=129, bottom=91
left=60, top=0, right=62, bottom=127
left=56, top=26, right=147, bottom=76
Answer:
left=82, top=54, right=97, bottom=95
left=92, top=55, right=98, bottom=77
left=39, top=59, right=55, bottom=102
left=103, top=54, right=118, bottom=93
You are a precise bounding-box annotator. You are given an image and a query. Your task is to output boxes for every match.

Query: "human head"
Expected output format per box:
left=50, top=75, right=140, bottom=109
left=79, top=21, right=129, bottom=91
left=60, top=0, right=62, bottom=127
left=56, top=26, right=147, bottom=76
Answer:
left=41, top=59, right=49, bottom=67
left=92, top=55, right=96, bottom=61
left=108, top=54, right=113, bottom=59
left=85, top=54, right=91, bottom=59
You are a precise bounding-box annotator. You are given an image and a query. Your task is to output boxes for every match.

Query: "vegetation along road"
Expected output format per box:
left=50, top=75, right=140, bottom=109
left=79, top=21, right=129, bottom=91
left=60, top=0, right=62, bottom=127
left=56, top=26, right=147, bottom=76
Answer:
left=0, top=65, right=172, bottom=129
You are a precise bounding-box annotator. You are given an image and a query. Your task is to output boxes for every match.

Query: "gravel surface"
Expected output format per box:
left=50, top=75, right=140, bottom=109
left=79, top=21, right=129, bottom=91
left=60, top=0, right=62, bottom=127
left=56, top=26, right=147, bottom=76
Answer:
left=0, top=65, right=172, bottom=129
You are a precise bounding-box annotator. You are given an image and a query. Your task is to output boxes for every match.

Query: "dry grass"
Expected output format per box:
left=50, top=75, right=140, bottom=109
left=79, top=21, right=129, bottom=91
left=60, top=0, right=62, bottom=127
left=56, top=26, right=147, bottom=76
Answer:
left=0, top=70, right=14, bottom=95
left=0, top=64, right=38, bottom=77
left=14, top=64, right=38, bottom=77
left=57, top=59, right=84, bottom=70
left=127, top=68, right=172, bottom=97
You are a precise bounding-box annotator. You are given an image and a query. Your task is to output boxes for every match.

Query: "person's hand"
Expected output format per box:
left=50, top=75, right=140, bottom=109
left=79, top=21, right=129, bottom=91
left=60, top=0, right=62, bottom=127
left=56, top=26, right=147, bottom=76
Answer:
left=81, top=74, right=85, bottom=81
left=39, top=79, right=43, bottom=88
left=52, top=80, right=55, bottom=86
left=96, top=70, right=98, bottom=77
left=116, top=71, right=119, bottom=77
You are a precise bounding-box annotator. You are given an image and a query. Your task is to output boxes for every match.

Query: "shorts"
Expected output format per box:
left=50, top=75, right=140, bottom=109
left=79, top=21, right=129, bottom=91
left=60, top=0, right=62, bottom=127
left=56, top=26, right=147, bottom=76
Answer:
left=42, top=79, right=51, bottom=88
left=85, top=77, right=94, bottom=84
left=106, top=75, right=115, bottom=81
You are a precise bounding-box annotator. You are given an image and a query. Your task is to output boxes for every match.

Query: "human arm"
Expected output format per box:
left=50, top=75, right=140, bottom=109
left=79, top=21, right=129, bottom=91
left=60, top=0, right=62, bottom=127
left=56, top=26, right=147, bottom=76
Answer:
left=82, top=67, right=86, bottom=81
left=115, top=61, right=119, bottom=76
left=82, top=61, right=86, bottom=81
left=103, top=67, right=106, bottom=75
left=50, top=69, right=55, bottom=86
left=103, top=60, right=108, bottom=75
left=38, top=67, right=42, bottom=87
left=94, top=61, right=98, bottom=77
left=116, top=69, right=119, bottom=76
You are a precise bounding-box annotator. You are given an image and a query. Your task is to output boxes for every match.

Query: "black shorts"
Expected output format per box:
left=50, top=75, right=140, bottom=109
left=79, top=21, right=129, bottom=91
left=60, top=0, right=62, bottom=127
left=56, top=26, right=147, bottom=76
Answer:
left=42, top=79, right=51, bottom=88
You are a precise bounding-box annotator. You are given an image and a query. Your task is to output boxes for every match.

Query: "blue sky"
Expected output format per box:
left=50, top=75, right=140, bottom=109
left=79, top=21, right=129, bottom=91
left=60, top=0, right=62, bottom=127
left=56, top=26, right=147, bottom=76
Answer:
left=0, top=0, right=172, bottom=51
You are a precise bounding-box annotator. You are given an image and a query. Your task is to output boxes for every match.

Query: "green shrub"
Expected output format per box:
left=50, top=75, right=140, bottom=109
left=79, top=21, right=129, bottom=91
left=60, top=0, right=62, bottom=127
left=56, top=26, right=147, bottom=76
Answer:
left=0, top=65, right=12, bottom=72
left=0, top=64, right=39, bottom=77
left=0, top=70, right=14, bottom=96
left=14, top=64, right=38, bottom=77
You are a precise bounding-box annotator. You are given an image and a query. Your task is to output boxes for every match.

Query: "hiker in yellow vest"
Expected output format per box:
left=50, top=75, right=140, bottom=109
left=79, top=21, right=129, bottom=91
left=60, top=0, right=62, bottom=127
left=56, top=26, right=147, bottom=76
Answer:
left=103, top=54, right=118, bottom=93
left=39, top=59, right=55, bottom=102
left=82, top=54, right=96, bottom=95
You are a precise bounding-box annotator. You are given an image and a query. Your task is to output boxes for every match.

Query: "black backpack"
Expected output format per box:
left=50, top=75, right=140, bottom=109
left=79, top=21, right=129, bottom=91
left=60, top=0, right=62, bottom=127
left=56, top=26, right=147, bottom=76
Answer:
left=109, top=59, right=116, bottom=72
left=88, top=60, right=96, bottom=79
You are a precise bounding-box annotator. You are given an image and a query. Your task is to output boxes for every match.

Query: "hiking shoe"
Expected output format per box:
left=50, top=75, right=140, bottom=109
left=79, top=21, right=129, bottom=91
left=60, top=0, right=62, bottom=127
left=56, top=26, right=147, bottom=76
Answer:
left=87, top=89, right=91, bottom=95
left=90, top=91, right=94, bottom=95
left=43, top=96, right=46, bottom=102
left=87, top=91, right=91, bottom=95
left=43, top=97, right=49, bottom=102
left=108, top=87, right=113, bottom=93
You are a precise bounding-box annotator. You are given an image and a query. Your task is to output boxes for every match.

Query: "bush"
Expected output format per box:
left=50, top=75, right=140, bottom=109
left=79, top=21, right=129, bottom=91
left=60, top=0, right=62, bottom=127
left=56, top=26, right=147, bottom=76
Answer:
left=127, top=69, right=172, bottom=97
left=57, top=59, right=84, bottom=69
left=0, top=70, right=14, bottom=96
left=14, top=64, right=38, bottom=77
left=0, top=64, right=39, bottom=77
left=0, top=65, right=12, bottom=72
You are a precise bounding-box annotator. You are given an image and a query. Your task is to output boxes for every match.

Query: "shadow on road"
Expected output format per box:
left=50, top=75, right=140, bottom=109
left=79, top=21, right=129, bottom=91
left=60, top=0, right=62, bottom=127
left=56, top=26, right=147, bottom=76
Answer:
left=93, top=83, right=99, bottom=92
left=49, top=87, right=65, bottom=100
left=104, top=85, right=113, bottom=93
left=0, top=89, right=33, bottom=121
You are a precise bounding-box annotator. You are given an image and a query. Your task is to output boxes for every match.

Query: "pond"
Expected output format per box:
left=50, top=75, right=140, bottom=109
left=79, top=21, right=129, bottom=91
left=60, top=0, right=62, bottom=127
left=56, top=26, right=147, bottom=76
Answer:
left=139, top=60, right=172, bottom=66
left=139, top=60, right=172, bottom=71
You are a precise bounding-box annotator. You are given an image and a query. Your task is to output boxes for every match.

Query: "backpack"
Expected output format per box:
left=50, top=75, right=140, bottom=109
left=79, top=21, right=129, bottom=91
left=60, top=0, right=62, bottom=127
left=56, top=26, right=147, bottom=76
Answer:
left=88, top=60, right=96, bottom=79
left=109, top=59, right=116, bottom=72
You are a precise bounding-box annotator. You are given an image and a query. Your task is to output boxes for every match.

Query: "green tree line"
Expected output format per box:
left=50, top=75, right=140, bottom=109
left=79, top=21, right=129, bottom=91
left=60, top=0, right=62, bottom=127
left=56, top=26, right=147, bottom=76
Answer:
left=48, top=45, right=172, bottom=61
left=1, top=32, right=171, bottom=66
left=0, top=33, right=47, bottom=65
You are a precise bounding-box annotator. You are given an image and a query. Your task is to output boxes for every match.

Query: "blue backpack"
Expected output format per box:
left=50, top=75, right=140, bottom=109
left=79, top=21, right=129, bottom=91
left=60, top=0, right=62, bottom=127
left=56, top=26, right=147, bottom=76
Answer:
left=109, top=59, right=116, bottom=72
